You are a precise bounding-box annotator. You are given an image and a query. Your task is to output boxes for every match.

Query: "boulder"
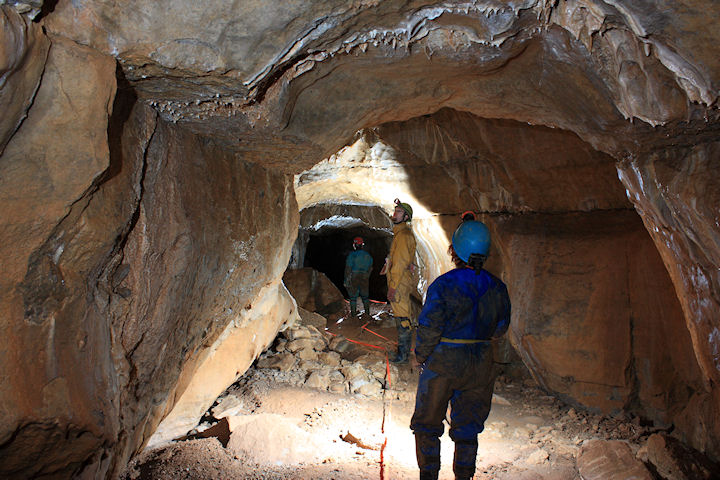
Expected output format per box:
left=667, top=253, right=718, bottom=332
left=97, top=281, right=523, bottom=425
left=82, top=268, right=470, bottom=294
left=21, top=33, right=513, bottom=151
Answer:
left=256, top=353, right=296, bottom=371
left=577, top=439, right=653, bottom=480
left=304, top=370, right=332, bottom=391
left=225, top=414, right=325, bottom=465
left=645, top=433, right=720, bottom=480
left=284, top=268, right=345, bottom=315
left=318, top=351, right=342, bottom=368
left=298, top=306, right=328, bottom=330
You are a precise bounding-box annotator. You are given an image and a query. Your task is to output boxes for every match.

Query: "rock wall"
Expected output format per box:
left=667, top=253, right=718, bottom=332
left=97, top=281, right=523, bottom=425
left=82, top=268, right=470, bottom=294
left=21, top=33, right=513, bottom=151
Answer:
left=0, top=7, right=48, bottom=154
left=0, top=31, right=300, bottom=480
left=1, top=0, right=720, bottom=475
left=372, top=113, right=714, bottom=455
left=98, top=99, right=299, bottom=474
left=0, top=31, right=118, bottom=479
left=147, top=280, right=300, bottom=448
left=618, top=141, right=720, bottom=455
left=496, top=211, right=703, bottom=432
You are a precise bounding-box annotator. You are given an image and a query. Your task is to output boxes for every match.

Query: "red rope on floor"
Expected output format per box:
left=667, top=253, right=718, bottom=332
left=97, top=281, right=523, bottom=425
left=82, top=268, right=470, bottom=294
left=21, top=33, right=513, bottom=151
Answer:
left=361, top=324, right=396, bottom=344
left=323, top=330, right=387, bottom=351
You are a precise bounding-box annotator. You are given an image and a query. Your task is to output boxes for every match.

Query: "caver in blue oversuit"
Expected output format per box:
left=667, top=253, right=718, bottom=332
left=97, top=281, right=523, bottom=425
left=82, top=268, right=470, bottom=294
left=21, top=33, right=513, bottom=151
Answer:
left=410, top=221, right=511, bottom=480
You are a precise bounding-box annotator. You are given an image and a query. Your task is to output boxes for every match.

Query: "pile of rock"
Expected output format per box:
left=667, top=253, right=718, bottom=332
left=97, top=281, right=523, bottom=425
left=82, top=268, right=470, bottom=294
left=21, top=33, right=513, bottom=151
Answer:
left=252, top=322, right=403, bottom=400
left=492, top=377, right=720, bottom=479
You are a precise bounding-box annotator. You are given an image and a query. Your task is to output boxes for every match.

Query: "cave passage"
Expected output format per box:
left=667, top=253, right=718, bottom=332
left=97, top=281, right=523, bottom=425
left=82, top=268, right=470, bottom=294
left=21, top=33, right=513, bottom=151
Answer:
left=303, top=226, right=391, bottom=301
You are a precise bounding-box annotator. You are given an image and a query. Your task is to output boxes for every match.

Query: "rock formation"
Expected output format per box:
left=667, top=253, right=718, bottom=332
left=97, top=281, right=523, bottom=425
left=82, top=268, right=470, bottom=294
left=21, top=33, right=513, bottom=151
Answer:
left=1, top=1, right=719, bottom=477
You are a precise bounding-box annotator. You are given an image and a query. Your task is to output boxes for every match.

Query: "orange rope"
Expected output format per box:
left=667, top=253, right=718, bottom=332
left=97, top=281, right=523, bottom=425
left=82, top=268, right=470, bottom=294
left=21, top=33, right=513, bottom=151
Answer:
left=361, top=324, right=396, bottom=344
left=324, top=330, right=387, bottom=350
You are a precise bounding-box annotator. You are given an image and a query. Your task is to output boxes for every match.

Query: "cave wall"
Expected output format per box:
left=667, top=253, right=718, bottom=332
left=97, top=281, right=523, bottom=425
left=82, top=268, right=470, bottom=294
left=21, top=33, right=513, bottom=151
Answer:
left=373, top=112, right=714, bottom=450
left=0, top=30, right=118, bottom=478
left=0, top=27, right=299, bottom=480
left=618, top=142, right=720, bottom=455
left=98, top=99, right=300, bottom=464
left=496, top=212, right=703, bottom=426
left=298, top=115, right=707, bottom=451
left=0, top=7, right=49, bottom=155
left=1, top=0, right=720, bottom=476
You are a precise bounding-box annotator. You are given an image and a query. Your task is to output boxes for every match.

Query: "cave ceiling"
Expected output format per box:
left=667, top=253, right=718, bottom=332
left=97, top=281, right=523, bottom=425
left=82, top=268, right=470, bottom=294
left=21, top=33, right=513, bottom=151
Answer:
left=42, top=0, right=720, bottom=172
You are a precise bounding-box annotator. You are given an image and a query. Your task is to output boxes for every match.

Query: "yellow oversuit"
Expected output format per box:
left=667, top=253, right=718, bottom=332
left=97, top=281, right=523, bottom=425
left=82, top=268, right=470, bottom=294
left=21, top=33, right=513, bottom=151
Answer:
left=386, top=222, right=417, bottom=319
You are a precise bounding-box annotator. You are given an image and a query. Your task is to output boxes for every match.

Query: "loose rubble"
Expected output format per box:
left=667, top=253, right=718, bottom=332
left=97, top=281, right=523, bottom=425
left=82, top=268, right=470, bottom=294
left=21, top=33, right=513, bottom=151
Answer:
left=122, top=314, right=720, bottom=480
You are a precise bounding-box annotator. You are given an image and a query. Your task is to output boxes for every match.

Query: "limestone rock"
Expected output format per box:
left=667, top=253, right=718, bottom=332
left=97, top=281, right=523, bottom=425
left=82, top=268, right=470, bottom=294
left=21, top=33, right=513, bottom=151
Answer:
left=304, top=370, right=331, bottom=391
left=149, top=282, right=299, bottom=448
left=1, top=1, right=720, bottom=477
left=318, top=351, right=342, bottom=368
left=501, top=210, right=701, bottom=418
left=210, top=395, right=246, bottom=420
left=0, top=34, right=117, bottom=479
left=525, top=448, right=549, bottom=465
left=257, top=353, right=296, bottom=372
left=281, top=325, right=314, bottom=340
left=284, top=268, right=345, bottom=315
left=577, top=439, right=653, bottom=480
left=342, top=364, right=379, bottom=396
left=645, top=433, right=720, bottom=480
left=297, top=306, right=328, bottom=330
left=225, top=414, right=325, bottom=465
left=296, top=348, right=319, bottom=362
left=286, top=337, right=324, bottom=353
left=328, top=381, right=348, bottom=394
left=297, top=359, right=323, bottom=373
left=0, top=6, right=49, bottom=154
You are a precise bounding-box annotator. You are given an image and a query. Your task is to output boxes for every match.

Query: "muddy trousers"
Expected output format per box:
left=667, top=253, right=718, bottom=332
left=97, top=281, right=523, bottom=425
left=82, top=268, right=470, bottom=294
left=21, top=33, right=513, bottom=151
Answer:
left=347, top=273, right=370, bottom=316
left=349, top=297, right=370, bottom=316
left=415, top=434, right=477, bottom=480
left=411, top=353, right=495, bottom=479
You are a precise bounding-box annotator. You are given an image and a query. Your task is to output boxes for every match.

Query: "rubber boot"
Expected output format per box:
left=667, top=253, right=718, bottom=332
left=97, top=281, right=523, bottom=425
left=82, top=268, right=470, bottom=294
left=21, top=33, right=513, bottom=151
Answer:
left=415, top=433, right=440, bottom=480
left=453, top=440, right=478, bottom=480
left=362, top=297, right=371, bottom=316
left=350, top=299, right=358, bottom=317
left=390, top=321, right=411, bottom=363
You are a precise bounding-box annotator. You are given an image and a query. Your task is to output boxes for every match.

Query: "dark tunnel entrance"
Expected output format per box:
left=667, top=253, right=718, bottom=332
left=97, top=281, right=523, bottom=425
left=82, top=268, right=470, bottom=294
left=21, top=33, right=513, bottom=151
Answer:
left=304, top=226, right=391, bottom=301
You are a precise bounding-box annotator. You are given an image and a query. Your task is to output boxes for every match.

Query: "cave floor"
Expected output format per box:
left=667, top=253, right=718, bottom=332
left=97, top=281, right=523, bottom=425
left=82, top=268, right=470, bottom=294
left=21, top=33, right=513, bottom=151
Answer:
left=121, top=308, right=655, bottom=480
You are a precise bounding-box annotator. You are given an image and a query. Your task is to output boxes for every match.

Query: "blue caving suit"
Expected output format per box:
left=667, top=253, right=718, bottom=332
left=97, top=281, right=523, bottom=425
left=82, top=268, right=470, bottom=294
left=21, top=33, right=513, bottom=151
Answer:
left=344, top=249, right=374, bottom=315
left=411, top=267, right=511, bottom=480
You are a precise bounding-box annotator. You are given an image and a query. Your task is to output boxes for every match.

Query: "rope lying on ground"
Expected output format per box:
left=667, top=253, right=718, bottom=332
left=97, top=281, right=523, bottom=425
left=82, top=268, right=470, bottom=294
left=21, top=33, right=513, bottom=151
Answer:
left=322, top=326, right=399, bottom=480
left=360, top=321, right=397, bottom=345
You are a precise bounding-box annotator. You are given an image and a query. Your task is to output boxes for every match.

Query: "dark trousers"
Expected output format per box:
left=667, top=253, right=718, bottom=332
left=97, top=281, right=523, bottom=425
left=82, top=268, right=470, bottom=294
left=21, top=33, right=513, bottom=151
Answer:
left=347, top=273, right=370, bottom=315
left=391, top=321, right=412, bottom=363
left=411, top=351, right=495, bottom=479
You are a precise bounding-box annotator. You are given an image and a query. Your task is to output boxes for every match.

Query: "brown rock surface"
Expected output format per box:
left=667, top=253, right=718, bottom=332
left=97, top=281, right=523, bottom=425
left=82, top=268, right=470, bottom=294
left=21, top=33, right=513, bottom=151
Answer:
left=284, top=267, right=346, bottom=315
left=577, top=439, right=653, bottom=480
left=645, top=433, right=720, bottom=480
left=1, top=1, right=720, bottom=477
left=497, top=211, right=702, bottom=421
left=0, top=34, right=117, bottom=479
left=0, top=6, right=49, bottom=154
left=0, top=57, right=298, bottom=478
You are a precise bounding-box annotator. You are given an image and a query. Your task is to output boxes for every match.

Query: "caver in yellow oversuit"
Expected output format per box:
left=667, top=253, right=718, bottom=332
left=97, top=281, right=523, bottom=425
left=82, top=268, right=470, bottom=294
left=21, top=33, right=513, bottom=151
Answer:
left=382, top=199, right=417, bottom=364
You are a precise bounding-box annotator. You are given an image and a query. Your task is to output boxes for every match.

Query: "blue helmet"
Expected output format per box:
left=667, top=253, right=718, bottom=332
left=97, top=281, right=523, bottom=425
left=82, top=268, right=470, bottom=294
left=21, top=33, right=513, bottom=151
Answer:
left=451, top=220, right=491, bottom=262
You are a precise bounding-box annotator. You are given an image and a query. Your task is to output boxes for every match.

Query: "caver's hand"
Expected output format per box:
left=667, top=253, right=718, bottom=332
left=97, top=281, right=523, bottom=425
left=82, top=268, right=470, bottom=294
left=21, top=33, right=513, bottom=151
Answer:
left=387, top=287, right=396, bottom=302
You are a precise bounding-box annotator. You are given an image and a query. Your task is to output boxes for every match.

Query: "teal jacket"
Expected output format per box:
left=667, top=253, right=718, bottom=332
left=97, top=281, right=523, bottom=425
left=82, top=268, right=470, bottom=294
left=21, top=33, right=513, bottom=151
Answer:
left=345, top=250, right=373, bottom=281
